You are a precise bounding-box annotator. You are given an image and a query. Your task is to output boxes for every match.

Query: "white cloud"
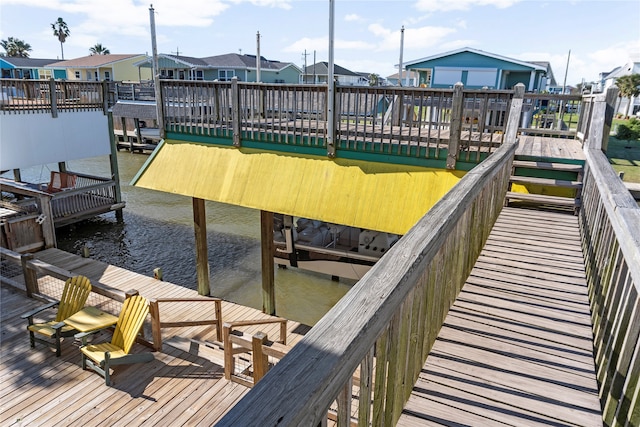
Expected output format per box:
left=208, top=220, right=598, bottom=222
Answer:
left=345, top=14, right=362, bottom=22
left=369, top=24, right=457, bottom=52
left=228, top=0, right=292, bottom=10
left=414, top=0, right=520, bottom=12
left=283, top=36, right=375, bottom=54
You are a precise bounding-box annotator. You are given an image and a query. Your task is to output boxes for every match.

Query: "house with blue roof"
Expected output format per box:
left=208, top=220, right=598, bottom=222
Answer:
left=0, top=57, right=59, bottom=79
left=403, top=47, right=554, bottom=92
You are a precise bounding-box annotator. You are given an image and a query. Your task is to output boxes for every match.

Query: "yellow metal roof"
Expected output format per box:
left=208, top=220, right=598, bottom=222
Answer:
left=132, top=140, right=465, bottom=235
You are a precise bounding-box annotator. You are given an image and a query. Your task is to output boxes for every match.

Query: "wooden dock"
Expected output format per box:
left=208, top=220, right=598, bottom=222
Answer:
left=0, top=249, right=310, bottom=426
left=398, top=207, right=601, bottom=426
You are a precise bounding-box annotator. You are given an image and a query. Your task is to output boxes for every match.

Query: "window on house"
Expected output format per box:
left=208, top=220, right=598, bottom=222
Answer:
left=467, top=69, right=497, bottom=87
left=75, top=71, right=81, bottom=79
left=40, top=70, right=52, bottom=79
left=104, top=71, right=111, bottom=81
left=195, top=70, right=204, bottom=80
left=94, top=71, right=99, bottom=81
left=167, top=70, right=175, bottom=79
left=219, top=70, right=235, bottom=81
left=433, top=68, right=462, bottom=86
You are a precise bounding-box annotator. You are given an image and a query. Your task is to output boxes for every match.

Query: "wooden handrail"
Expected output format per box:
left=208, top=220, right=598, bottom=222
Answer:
left=148, top=297, right=223, bottom=351
left=580, top=147, right=640, bottom=426
left=217, top=89, right=521, bottom=425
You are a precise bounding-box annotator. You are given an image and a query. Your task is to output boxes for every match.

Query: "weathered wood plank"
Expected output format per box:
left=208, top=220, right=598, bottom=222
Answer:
left=398, top=207, right=602, bottom=426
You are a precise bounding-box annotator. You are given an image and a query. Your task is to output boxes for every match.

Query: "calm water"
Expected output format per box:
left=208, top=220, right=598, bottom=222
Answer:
left=14, top=152, right=355, bottom=326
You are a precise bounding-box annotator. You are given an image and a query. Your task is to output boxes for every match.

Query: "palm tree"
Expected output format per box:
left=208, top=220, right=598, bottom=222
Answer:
left=89, top=43, right=110, bottom=55
left=51, top=17, right=70, bottom=60
left=0, top=37, right=32, bottom=57
left=616, top=74, right=640, bottom=118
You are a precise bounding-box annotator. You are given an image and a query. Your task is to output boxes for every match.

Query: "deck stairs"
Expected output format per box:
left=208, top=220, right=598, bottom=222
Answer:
left=506, top=159, right=584, bottom=212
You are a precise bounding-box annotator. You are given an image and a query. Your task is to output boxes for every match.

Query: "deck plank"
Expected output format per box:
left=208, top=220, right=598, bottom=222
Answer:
left=398, top=206, right=601, bottom=426
left=1, top=250, right=310, bottom=426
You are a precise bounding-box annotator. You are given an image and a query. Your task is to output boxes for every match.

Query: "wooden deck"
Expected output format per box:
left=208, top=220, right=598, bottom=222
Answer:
left=2, top=207, right=602, bottom=426
left=516, top=135, right=585, bottom=161
left=0, top=249, right=310, bottom=426
left=398, top=207, right=601, bottom=426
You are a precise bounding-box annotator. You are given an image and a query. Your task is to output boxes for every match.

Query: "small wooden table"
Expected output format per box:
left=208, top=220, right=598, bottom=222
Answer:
left=64, top=306, right=118, bottom=333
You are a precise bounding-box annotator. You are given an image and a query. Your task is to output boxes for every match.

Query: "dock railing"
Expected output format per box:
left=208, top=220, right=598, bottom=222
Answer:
left=580, top=145, right=640, bottom=426
left=0, top=172, right=123, bottom=231
left=0, top=247, right=129, bottom=314
left=216, top=85, right=523, bottom=426
left=519, top=93, right=584, bottom=138
left=160, top=79, right=525, bottom=168
left=0, top=78, right=109, bottom=116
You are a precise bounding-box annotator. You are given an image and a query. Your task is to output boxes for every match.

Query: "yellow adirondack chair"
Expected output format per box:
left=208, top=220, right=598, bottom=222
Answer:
left=79, top=294, right=154, bottom=386
left=21, top=275, right=92, bottom=356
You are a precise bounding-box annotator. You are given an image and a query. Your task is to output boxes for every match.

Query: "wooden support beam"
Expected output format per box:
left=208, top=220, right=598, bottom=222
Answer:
left=193, top=197, right=210, bottom=295
left=260, top=210, right=275, bottom=315
left=446, top=82, right=464, bottom=170
left=107, top=112, right=123, bottom=221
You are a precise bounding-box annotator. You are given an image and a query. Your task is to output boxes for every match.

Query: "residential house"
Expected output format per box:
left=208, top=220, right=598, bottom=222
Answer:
left=133, top=54, right=210, bottom=80
left=301, top=62, right=365, bottom=85
left=47, top=54, right=152, bottom=82
left=403, top=47, right=552, bottom=92
left=386, top=70, right=418, bottom=87
left=134, top=53, right=301, bottom=83
left=0, top=57, right=59, bottom=79
left=600, top=60, right=640, bottom=116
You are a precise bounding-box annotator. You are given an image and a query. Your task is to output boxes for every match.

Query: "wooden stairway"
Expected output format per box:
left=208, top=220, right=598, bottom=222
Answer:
left=506, top=160, right=583, bottom=212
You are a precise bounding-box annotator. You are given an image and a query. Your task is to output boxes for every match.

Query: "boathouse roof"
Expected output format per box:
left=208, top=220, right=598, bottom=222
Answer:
left=132, top=140, right=463, bottom=235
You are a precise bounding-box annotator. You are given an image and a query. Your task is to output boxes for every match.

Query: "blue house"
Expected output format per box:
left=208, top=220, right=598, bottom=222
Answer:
left=403, top=47, right=552, bottom=92
left=0, top=57, right=60, bottom=79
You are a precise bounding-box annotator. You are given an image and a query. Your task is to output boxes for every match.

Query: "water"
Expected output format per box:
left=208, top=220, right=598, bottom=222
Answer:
left=11, top=152, right=355, bottom=326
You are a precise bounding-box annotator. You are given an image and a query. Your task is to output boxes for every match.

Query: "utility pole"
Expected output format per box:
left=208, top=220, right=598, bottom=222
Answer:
left=256, top=31, right=261, bottom=83
left=149, top=4, right=164, bottom=138
left=398, top=26, right=404, bottom=87
left=302, top=49, right=309, bottom=83
left=313, top=50, right=316, bottom=84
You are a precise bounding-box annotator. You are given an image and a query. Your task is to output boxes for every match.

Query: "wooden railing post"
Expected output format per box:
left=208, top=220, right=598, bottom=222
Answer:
left=38, top=194, right=56, bottom=248
left=252, top=332, right=269, bottom=383
left=327, top=79, right=337, bottom=158
left=21, top=253, right=38, bottom=297
left=231, top=77, right=241, bottom=147
left=214, top=299, right=223, bottom=342
left=49, top=77, right=58, bottom=118
left=101, top=80, right=109, bottom=114
left=223, top=323, right=233, bottom=380
left=446, top=82, right=464, bottom=169
left=504, top=83, right=525, bottom=144
left=149, top=299, right=162, bottom=351
left=336, top=376, right=352, bottom=427
left=585, top=87, right=618, bottom=152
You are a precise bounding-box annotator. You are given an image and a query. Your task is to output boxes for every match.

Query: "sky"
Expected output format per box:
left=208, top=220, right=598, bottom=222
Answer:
left=1, top=0, right=639, bottom=86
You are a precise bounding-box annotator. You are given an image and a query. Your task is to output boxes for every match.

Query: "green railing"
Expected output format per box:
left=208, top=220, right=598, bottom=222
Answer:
left=160, top=80, right=532, bottom=169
